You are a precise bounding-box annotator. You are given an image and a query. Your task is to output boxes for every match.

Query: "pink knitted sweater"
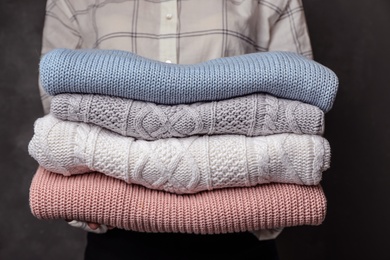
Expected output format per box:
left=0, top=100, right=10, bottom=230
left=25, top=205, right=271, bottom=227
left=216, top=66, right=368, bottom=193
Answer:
left=30, top=167, right=327, bottom=234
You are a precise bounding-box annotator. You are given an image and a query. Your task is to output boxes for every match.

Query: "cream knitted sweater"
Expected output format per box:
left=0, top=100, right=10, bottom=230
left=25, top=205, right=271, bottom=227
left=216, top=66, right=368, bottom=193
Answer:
left=29, top=114, right=331, bottom=194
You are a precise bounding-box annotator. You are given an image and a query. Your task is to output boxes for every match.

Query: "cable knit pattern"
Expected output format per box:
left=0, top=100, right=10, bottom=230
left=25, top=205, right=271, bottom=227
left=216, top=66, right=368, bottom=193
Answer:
left=30, top=167, right=327, bottom=234
left=51, top=93, right=325, bottom=140
left=39, top=49, right=339, bottom=112
left=28, top=114, right=331, bottom=194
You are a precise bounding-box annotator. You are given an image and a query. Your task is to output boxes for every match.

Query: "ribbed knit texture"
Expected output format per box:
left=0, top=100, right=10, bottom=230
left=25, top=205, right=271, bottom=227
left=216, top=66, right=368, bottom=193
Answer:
left=39, top=49, right=338, bottom=112
left=51, top=93, right=325, bottom=140
left=30, top=167, right=327, bottom=234
left=28, top=114, right=331, bottom=194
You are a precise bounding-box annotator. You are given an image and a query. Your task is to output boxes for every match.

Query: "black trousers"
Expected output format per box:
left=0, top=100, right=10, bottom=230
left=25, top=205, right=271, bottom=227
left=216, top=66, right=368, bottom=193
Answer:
left=85, top=229, right=279, bottom=260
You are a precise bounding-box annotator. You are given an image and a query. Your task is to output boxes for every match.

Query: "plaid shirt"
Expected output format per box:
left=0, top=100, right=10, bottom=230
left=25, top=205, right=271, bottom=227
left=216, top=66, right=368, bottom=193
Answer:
left=40, top=0, right=313, bottom=113
left=39, top=0, right=313, bottom=240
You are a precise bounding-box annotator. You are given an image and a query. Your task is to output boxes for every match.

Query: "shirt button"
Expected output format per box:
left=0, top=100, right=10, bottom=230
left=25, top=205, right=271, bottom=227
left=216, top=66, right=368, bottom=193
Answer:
left=166, top=14, right=173, bottom=20
left=165, top=60, right=172, bottom=63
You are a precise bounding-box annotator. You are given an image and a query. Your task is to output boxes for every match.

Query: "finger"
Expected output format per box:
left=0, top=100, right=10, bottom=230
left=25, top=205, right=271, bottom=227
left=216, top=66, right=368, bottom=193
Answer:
left=87, top=223, right=100, bottom=230
left=67, top=220, right=109, bottom=234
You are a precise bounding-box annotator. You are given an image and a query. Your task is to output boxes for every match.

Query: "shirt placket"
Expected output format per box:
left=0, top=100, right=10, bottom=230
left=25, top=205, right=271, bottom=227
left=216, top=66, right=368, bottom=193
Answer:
left=159, top=0, right=178, bottom=64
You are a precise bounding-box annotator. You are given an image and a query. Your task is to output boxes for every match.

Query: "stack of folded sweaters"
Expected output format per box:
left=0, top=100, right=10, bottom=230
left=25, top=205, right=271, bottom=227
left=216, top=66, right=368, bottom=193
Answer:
left=28, top=49, right=338, bottom=234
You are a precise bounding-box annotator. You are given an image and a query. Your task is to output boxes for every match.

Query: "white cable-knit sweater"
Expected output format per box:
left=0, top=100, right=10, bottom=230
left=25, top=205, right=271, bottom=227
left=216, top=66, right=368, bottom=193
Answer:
left=29, top=114, right=331, bottom=194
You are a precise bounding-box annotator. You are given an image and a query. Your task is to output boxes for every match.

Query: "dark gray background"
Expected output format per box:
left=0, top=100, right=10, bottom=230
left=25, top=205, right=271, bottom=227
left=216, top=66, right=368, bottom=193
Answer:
left=1, top=0, right=389, bottom=259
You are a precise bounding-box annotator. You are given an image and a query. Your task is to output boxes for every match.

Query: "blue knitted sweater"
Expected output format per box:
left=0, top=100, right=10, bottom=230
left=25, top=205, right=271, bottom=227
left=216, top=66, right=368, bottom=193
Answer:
left=39, top=48, right=338, bottom=112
